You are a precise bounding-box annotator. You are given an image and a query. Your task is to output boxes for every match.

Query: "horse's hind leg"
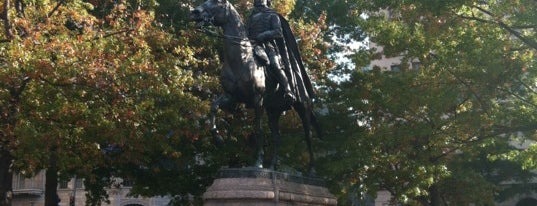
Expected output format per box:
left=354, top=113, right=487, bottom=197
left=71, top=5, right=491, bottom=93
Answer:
left=295, top=103, right=316, bottom=174
left=253, top=101, right=265, bottom=168
left=310, top=111, right=324, bottom=140
left=267, top=110, right=283, bottom=170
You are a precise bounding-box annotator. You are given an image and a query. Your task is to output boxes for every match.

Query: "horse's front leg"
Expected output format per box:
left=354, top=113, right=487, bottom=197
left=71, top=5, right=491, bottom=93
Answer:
left=209, top=94, right=233, bottom=146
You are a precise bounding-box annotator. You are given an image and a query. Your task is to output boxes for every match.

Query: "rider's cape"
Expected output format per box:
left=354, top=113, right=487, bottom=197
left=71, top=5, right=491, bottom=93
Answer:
left=275, top=14, right=316, bottom=103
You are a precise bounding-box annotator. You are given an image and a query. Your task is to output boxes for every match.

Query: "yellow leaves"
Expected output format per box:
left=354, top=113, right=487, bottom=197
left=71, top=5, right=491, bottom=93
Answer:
left=117, top=3, right=127, bottom=12
left=0, top=0, right=215, bottom=188
left=14, top=17, right=32, bottom=35
left=132, top=10, right=153, bottom=32
left=272, top=0, right=295, bottom=17
left=32, top=59, right=53, bottom=78
left=401, top=4, right=417, bottom=12
left=456, top=100, right=473, bottom=114
left=80, top=1, right=95, bottom=11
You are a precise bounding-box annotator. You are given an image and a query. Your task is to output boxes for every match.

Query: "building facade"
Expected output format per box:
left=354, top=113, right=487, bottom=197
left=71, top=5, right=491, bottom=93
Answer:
left=12, top=171, right=171, bottom=206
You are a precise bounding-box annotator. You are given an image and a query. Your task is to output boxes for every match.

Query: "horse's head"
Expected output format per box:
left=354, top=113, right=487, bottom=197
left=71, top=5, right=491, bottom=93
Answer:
left=190, top=0, right=230, bottom=27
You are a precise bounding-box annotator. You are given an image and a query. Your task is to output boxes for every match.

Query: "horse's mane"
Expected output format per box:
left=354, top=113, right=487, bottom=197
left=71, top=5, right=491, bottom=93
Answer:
left=225, top=2, right=248, bottom=38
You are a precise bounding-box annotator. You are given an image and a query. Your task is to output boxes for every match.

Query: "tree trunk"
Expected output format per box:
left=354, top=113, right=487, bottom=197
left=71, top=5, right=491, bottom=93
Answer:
left=2, top=0, right=13, bottom=40
left=429, top=184, right=444, bottom=206
left=15, top=0, right=25, bottom=16
left=0, top=149, right=13, bottom=206
left=45, top=149, right=59, bottom=206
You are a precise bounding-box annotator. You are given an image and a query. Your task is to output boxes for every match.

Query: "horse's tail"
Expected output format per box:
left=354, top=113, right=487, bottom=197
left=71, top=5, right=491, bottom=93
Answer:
left=310, top=110, right=324, bottom=140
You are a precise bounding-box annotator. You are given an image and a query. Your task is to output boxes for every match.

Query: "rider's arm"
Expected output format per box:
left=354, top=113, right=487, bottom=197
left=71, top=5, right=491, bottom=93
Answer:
left=256, top=14, right=283, bottom=42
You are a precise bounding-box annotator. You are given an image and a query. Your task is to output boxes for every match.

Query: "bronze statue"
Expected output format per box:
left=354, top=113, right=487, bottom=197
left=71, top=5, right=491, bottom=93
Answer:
left=191, top=0, right=321, bottom=172
left=247, top=0, right=295, bottom=103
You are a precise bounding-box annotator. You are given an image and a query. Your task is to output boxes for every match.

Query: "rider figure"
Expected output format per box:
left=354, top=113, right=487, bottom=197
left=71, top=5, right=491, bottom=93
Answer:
left=247, top=0, right=295, bottom=103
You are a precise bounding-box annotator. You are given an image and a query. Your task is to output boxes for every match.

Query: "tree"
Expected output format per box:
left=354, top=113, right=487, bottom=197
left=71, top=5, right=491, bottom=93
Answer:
left=1, top=0, right=336, bottom=205
left=0, top=0, right=218, bottom=204
left=318, top=0, right=537, bottom=205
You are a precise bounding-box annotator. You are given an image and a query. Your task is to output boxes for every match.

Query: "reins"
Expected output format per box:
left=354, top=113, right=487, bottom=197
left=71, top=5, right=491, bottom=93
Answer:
left=195, top=1, right=253, bottom=48
left=196, top=26, right=253, bottom=48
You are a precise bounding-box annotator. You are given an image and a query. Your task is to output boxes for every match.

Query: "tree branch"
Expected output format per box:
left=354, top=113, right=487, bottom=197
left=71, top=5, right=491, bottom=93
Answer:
left=498, top=87, right=537, bottom=109
left=2, top=0, right=13, bottom=40
left=457, top=14, right=491, bottom=24
left=15, top=0, right=25, bottom=17
left=510, top=25, right=537, bottom=30
left=472, top=6, right=537, bottom=51
left=95, top=28, right=135, bottom=40
left=428, top=53, right=490, bottom=112
left=495, top=20, right=537, bottom=50
left=48, top=0, right=64, bottom=18
left=446, top=67, right=489, bottom=112
left=9, top=76, right=31, bottom=97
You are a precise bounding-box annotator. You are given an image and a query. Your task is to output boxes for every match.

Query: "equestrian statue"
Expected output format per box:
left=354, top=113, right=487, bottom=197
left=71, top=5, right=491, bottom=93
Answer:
left=190, top=0, right=321, bottom=172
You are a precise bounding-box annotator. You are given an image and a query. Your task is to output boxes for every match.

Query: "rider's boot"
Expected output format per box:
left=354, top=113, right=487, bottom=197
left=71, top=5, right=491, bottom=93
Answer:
left=274, top=68, right=295, bottom=103
left=268, top=51, right=296, bottom=104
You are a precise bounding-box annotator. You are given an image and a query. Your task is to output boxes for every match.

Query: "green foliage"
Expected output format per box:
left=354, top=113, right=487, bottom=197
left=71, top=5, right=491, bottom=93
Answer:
left=7, top=0, right=536, bottom=205
left=317, top=0, right=537, bottom=205
left=1, top=0, right=217, bottom=203
left=0, top=0, right=334, bottom=204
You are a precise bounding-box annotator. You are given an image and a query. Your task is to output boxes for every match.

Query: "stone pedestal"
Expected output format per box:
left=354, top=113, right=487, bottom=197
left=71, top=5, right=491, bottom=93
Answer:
left=203, top=168, right=337, bottom=206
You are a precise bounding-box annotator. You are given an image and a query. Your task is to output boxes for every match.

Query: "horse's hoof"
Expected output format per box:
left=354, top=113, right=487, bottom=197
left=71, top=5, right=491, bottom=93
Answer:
left=254, top=159, right=264, bottom=169
left=270, top=159, right=278, bottom=171
left=308, top=168, right=317, bottom=177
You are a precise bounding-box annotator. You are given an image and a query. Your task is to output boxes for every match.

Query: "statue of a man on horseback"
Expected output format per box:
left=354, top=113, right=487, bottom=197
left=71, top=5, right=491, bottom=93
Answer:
left=247, top=0, right=315, bottom=108
left=190, top=0, right=321, bottom=172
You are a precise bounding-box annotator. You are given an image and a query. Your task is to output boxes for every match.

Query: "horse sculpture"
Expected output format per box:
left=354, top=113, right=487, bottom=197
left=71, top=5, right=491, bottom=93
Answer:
left=190, top=0, right=321, bottom=171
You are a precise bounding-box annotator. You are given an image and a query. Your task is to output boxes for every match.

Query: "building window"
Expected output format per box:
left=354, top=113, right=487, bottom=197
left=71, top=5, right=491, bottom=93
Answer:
left=14, top=174, right=25, bottom=189
left=412, top=62, right=420, bottom=70
left=122, top=178, right=133, bottom=187
left=59, top=180, right=68, bottom=189
left=75, top=178, right=84, bottom=189
left=390, top=64, right=400, bottom=72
